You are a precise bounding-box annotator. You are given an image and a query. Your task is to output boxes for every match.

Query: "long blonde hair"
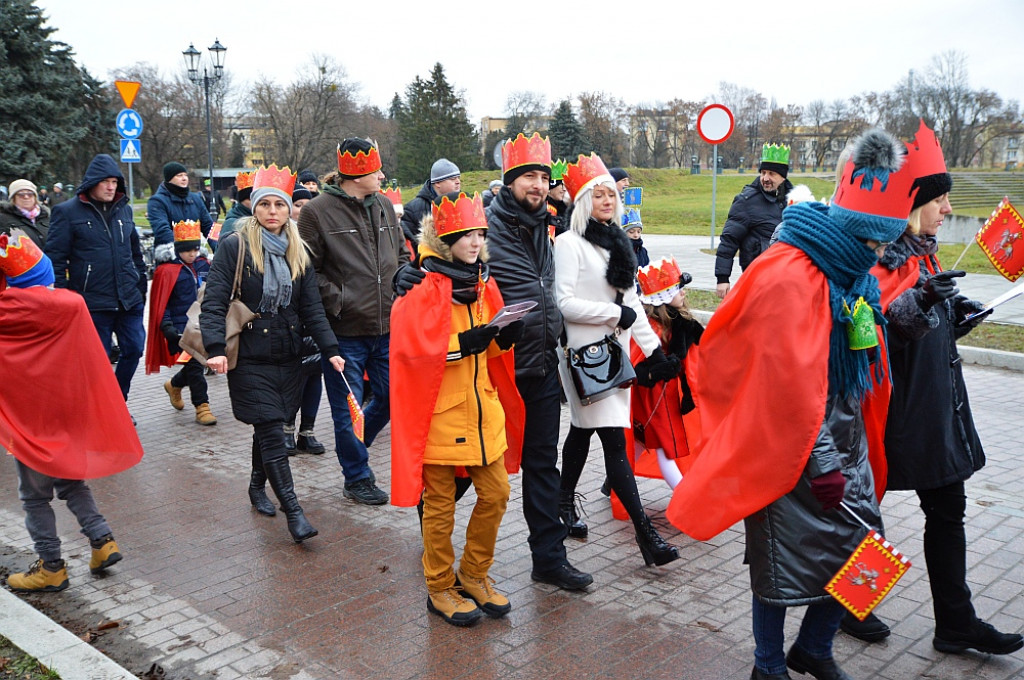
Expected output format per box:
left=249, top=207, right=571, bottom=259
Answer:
left=237, top=215, right=310, bottom=280
left=642, top=300, right=693, bottom=344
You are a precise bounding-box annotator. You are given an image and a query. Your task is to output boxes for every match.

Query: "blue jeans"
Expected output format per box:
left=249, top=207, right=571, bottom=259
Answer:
left=90, top=303, right=146, bottom=400
left=321, top=334, right=390, bottom=483
left=17, top=461, right=111, bottom=563
left=752, top=595, right=844, bottom=675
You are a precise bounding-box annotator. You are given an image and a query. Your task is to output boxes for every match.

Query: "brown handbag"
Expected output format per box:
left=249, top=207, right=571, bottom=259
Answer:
left=179, top=236, right=257, bottom=370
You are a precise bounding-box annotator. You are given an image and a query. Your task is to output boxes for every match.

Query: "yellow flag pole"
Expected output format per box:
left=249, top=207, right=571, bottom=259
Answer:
left=950, top=239, right=973, bottom=270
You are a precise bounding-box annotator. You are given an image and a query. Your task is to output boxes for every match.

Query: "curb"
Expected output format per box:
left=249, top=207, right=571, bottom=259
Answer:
left=0, top=587, right=136, bottom=680
left=690, top=310, right=1024, bottom=372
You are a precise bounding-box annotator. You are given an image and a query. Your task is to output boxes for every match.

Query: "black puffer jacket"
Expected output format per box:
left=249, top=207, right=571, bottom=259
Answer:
left=0, top=200, right=50, bottom=247
left=879, top=238, right=985, bottom=491
left=199, top=232, right=340, bottom=425
left=400, top=180, right=437, bottom=244
left=714, top=178, right=792, bottom=283
left=486, top=186, right=561, bottom=378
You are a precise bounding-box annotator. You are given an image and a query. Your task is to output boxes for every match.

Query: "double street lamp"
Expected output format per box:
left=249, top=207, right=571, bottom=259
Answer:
left=182, top=39, right=226, bottom=216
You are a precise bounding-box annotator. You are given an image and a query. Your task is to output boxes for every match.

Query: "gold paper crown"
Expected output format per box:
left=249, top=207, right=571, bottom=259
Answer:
left=381, top=187, right=402, bottom=205
left=337, top=141, right=382, bottom=176
left=235, top=170, right=256, bottom=191
left=760, top=143, right=790, bottom=165
left=501, top=133, right=552, bottom=174
left=252, top=164, right=298, bottom=196
left=637, top=256, right=682, bottom=297
left=563, top=153, right=613, bottom=202
left=0, top=232, right=44, bottom=279
left=173, top=220, right=202, bottom=243
left=431, top=192, right=488, bottom=239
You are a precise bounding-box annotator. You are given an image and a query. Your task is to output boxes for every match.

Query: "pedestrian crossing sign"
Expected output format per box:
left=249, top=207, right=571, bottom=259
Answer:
left=120, top=139, right=141, bottom=163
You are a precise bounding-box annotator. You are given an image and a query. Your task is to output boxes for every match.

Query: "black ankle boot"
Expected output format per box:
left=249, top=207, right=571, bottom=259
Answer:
left=635, top=514, right=679, bottom=567
left=249, top=442, right=276, bottom=517
left=296, top=418, right=326, bottom=454
left=558, top=491, right=588, bottom=539
left=263, top=458, right=318, bottom=543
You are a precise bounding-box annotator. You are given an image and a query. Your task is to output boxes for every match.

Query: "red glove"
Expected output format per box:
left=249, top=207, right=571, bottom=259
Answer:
left=809, top=469, right=846, bottom=511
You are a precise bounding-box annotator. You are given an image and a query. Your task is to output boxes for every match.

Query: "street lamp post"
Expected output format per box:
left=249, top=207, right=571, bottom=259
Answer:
left=182, top=39, right=226, bottom=216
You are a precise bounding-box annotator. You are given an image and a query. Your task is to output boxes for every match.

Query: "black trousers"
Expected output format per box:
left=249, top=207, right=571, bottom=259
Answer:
left=918, top=481, right=978, bottom=635
left=170, top=357, right=209, bottom=406
left=516, top=371, right=568, bottom=571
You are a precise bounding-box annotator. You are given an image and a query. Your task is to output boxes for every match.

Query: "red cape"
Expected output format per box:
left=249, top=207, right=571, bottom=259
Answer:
left=389, top=273, right=525, bottom=507
left=145, top=262, right=183, bottom=374
left=666, top=244, right=831, bottom=540
left=0, top=287, right=144, bottom=479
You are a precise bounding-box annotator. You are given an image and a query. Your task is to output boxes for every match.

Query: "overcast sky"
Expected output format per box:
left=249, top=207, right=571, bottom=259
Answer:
left=33, top=0, right=1024, bottom=125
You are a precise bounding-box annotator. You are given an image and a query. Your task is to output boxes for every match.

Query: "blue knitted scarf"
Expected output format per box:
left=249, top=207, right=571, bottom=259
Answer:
left=776, top=202, right=887, bottom=400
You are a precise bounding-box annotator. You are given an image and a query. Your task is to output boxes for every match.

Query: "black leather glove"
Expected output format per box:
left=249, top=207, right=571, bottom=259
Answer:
left=161, top=319, right=180, bottom=344
left=458, top=324, right=500, bottom=357
left=635, top=348, right=680, bottom=387
left=955, top=298, right=992, bottom=336
left=495, top=320, right=525, bottom=350
left=393, top=263, right=426, bottom=297
left=617, top=305, right=637, bottom=329
left=921, top=270, right=965, bottom=309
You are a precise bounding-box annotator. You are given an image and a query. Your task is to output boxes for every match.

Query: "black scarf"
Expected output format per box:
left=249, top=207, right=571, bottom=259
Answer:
left=164, top=181, right=190, bottom=199
left=422, top=257, right=490, bottom=304
left=582, top=218, right=637, bottom=291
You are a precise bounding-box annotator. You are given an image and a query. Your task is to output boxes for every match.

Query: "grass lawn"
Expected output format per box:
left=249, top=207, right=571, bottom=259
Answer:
left=0, top=636, right=60, bottom=679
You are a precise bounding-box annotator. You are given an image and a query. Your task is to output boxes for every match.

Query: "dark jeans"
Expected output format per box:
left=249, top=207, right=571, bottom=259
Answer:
left=517, top=371, right=568, bottom=571
left=321, top=334, right=390, bottom=483
left=90, top=303, right=145, bottom=400
left=918, top=481, right=977, bottom=635
left=752, top=596, right=844, bottom=675
left=560, top=425, right=644, bottom=530
left=170, top=358, right=209, bottom=406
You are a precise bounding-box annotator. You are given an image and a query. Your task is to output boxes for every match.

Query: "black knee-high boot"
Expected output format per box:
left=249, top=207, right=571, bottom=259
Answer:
left=263, top=457, right=318, bottom=543
left=249, top=439, right=276, bottom=517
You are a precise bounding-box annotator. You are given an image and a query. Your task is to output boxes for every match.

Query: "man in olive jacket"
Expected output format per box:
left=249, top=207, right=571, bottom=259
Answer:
left=297, top=138, right=409, bottom=505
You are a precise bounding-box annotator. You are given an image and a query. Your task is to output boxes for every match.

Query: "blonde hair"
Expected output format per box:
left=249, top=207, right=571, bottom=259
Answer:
left=641, top=300, right=693, bottom=345
left=569, top=179, right=624, bottom=235
left=237, top=215, right=310, bottom=280
left=905, top=206, right=922, bottom=235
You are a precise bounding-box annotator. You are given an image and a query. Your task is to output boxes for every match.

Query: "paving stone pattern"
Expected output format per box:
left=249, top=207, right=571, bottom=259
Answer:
left=1, top=362, right=1023, bottom=679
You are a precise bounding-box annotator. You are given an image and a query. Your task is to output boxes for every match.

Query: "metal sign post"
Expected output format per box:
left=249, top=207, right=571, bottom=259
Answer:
left=114, top=82, right=142, bottom=209
left=696, top=104, right=735, bottom=249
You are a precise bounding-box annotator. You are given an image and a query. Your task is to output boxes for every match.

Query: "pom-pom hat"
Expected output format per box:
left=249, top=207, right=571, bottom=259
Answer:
left=563, top=153, right=614, bottom=202
left=0, top=232, right=55, bottom=288
left=638, top=256, right=683, bottom=305
left=501, top=133, right=552, bottom=185
left=250, top=164, right=297, bottom=212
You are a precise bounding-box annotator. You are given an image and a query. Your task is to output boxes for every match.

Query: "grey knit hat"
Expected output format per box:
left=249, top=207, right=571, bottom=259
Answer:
left=430, top=158, right=460, bottom=183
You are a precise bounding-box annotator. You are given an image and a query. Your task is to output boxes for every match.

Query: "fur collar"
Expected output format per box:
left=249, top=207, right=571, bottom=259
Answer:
left=582, top=218, right=637, bottom=290
left=418, top=213, right=489, bottom=264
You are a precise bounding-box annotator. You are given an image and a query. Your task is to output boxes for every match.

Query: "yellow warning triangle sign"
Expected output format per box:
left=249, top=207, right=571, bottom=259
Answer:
left=115, top=81, right=141, bottom=108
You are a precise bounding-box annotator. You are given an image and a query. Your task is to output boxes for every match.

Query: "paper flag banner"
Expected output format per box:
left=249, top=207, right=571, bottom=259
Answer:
left=340, top=373, right=364, bottom=442
left=975, top=197, right=1024, bottom=281
left=826, top=530, right=911, bottom=621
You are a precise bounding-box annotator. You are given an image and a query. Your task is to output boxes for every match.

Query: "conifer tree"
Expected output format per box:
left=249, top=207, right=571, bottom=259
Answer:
left=548, top=100, right=590, bottom=161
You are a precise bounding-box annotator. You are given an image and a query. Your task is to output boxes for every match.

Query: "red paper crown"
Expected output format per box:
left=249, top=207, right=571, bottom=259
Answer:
left=173, top=220, right=202, bottom=243
left=252, top=164, right=298, bottom=195
left=638, top=256, right=682, bottom=297
left=833, top=143, right=920, bottom=220
left=902, top=119, right=947, bottom=181
left=337, top=142, right=382, bottom=176
left=564, top=153, right=613, bottom=202
left=235, top=170, right=255, bottom=190
left=0, top=232, right=44, bottom=279
left=381, top=187, right=402, bottom=205
left=431, top=192, right=488, bottom=239
left=501, top=133, right=552, bottom=175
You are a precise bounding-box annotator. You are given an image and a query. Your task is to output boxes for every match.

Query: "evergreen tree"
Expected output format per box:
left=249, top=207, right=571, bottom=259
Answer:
left=548, top=100, right=589, bottom=161
left=0, top=0, right=112, bottom=182
left=395, top=63, right=480, bottom=183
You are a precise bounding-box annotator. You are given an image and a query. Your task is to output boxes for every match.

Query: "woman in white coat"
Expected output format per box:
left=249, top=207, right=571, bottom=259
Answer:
left=555, top=154, right=681, bottom=567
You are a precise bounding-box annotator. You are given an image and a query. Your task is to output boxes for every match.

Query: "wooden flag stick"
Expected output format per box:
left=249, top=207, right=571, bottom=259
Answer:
left=951, top=240, right=974, bottom=270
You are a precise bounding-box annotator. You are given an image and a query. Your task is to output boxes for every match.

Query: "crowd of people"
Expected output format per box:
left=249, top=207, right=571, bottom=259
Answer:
left=1, top=121, right=1021, bottom=679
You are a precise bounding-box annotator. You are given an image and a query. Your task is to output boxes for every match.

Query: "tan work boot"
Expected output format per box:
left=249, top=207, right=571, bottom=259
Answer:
left=7, top=559, right=69, bottom=592
left=89, top=535, right=122, bottom=574
left=456, top=569, right=511, bottom=617
left=426, top=587, right=483, bottom=627
left=195, top=403, right=217, bottom=426
left=164, top=380, right=184, bottom=410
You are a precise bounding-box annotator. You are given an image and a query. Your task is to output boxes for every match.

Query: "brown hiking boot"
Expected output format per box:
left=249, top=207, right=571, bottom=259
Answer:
left=194, top=403, right=217, bottom=426
left=89, top=535, right=122, bottom=574
left=427, top=587, right=483, bottom=627
left=164, top=381, right=184, bottom=410
left=456, top=569, right=511, bottom=617
left=7, top=559, right=69, bottom=592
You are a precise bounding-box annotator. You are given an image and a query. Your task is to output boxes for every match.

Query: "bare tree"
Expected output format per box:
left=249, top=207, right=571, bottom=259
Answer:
left=504, top=91, right=547, bottom=135
left=577, top=91, right=629, bottom=165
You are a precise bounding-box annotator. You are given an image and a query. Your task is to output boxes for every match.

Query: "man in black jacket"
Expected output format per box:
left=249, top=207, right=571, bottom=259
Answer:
left=714, top=144, right=793, bottom=298
left=46, top=154, right=148, bottom=405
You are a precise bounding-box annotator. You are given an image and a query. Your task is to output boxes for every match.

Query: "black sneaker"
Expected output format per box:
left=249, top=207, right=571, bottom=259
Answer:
left=840, top=611, right=891, bottom=642
left=531, top=562, right=593, bottom=591
left=933, top=620, right=1024, bottom=655
left=343, top=478, right=388, bottom=505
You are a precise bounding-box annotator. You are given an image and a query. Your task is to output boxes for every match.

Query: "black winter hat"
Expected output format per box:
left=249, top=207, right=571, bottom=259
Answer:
left=297, top=170, right=320, bottom=187
left=609, top=167, right=629, bottom=183
left=163, top=162, right=188, bottom=183
left=911, top=172, right=953, bottom=210
left=292, top=186, right=313, bottom=202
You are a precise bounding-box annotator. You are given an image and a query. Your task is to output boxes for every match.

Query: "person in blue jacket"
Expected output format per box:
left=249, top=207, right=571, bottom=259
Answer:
left=45, top=154, right=148, bottom=406
left=147, top=162, right=213, bottom=259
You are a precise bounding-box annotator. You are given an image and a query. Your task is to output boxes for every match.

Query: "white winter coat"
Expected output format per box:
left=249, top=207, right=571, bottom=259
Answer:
left=554, top=229, right=660, bottom=428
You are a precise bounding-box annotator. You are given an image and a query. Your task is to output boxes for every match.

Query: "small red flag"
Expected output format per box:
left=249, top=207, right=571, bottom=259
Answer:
left=339, top=373, right=365, bottom=442
left=825, top=531, right=911, bottom=621
left=975, top=197, right=1024, bottom=281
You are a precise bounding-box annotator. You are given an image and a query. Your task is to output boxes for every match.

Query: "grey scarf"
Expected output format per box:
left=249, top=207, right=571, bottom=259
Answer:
left=259, top=228, right=292, bottom=313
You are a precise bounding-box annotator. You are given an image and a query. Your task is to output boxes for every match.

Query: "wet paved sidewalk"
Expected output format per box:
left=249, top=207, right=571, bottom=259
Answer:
left=2, top=361, right=1024, bottom=679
